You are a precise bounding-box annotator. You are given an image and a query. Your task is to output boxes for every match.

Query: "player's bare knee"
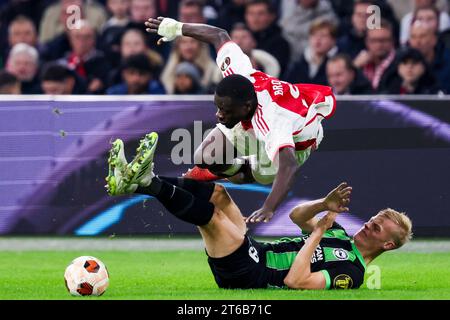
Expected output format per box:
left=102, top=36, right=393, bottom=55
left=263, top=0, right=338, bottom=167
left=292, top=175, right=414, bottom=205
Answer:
left=210, top=183, right=230, bottom=206
left=200, top=208, right=226, bottom=231
left=212, top=183, right=226, bottom=199
left=211, top=208, right=224, bottom=221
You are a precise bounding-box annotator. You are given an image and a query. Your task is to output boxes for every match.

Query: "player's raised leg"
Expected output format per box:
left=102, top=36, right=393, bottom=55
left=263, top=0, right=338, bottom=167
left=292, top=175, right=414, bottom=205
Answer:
left=105, top=138, right=128, bottom=196
left=187, top=126, right=255, bottom=183
left=137, top=177, right=246, bottom=257
left=194, top=127, right=237, bottom=173
left=105, top=132, right=246, bottom=257
left=157, top=176, right=247, bottom=234
left=137, top=178, right=246, bottom=259
left=105, top=132, right=158, bottom=196
left=206, top=183, right=247, bottom=235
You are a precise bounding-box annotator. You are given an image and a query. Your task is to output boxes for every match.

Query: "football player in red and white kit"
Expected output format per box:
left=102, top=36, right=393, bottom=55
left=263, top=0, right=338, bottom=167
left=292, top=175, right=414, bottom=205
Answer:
left=145, top=17, right=336, bottom=223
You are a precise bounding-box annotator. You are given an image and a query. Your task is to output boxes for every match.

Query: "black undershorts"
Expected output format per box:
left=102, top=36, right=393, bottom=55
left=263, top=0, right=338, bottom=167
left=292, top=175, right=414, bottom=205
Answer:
left=207, top=236, right=269, bottom=289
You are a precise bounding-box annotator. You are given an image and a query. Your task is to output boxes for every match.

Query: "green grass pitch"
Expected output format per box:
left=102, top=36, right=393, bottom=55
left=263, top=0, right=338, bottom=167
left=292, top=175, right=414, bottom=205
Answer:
left=1, top=248, right=449, bottom=300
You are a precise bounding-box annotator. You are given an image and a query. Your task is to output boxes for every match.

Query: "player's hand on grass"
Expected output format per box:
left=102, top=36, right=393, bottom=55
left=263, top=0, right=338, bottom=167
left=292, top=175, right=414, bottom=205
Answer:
left=245, top=207, right=274, bottom=224
left=323, top=182, right=352, bottom=213
left=145, top=17, right=183, bottom=45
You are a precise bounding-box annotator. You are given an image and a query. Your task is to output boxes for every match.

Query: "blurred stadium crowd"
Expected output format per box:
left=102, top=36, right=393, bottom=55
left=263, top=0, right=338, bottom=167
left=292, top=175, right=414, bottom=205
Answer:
left=0, top=0, right=450, bottom=96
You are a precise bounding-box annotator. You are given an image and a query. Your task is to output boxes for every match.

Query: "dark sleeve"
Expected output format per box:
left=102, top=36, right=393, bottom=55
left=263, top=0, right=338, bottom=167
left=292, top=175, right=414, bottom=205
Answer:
left=320, top=263, right=364, bottom=290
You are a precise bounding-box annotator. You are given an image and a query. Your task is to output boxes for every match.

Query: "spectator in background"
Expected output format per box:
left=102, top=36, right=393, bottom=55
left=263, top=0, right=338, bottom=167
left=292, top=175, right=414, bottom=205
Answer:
left=387, top=0, right=417, bottom=21
left=173, top=61, right=205, bottom=94
left=400, top=0, right=450, bottom=45
left=408, top=20, right=450, bottom=93
left=40, top=1, right=112, bottom=62
left=378, top=47, right=442, bottom=94
left=230, top=23, right=280, bottom=77
left=279, top=0, right=336, bottom=64
left=4, top=15, right=38, bottom=60
left=326, top=53, right=373, bottom=95
left=5, top=43, right=40, bottom=93
left=412, top=5, right=446, bottom=33
left=99, top=0, right=152, bottom=68
left=39, top=0, right=108, bottom=44
left=388, top=0, right=448, bottom=21
left=244, top=0, right=291, bottom=75
left=0, top=70, right=21, bottom=94
left=127, top=0, right=166, bottom=56
left=354, top=19, right=396, bottom=91
left=372, top=1, right=401, bottom=45
left=0, top=0, right=50, bottom=60
left=64, top=20, right=110, bottom=94
left=337, top=0, right=373, bottom=59
left=130, top=0, right=157, bottom=24
left=107, top=27, right=164, bottom=86
left=441, top=28, right=450, bottom=49
left=39, top=25, right=71, bottom=62
left=100, top=0, right=167, bottom=74
left=179, top=0, right=206, bottom=24
left=161, top=36, right=221, bottom=94
left=328, top=0, right=354, bottom=24
left=120, top=28, right=163, bottom=69
left=40, top=63, right=87, bottom=94
left=98, top=0, right=131, bottom=67
left=215, top=0, right=247, bottom=32
left=283, top=19, right=339, bottom=85
left=154, top=0, right=179, bottom=18
left=103, top=0, right=130, bottom=29
left=106, top=53, right=165, bottom=94
left=0, top=0, right=50, bottom=32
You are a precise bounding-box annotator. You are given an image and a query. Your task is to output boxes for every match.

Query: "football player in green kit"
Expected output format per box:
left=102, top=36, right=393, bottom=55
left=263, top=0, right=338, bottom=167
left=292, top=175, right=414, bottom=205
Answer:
left=106, top=132, right=413, bottom=290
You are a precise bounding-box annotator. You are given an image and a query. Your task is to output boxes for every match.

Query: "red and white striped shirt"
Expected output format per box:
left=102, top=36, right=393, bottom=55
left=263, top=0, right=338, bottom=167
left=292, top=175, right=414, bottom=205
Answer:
left=216, top=41, right=336, bottom=161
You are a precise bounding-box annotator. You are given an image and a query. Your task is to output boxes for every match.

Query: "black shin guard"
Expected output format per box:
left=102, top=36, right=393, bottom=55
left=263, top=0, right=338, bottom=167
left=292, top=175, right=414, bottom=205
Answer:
left=136, top=177, right=214, bottom=226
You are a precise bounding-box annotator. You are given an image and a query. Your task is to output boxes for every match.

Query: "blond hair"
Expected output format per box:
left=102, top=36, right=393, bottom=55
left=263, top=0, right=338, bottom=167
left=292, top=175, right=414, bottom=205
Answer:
left=378, top=208, right=413, bottom=248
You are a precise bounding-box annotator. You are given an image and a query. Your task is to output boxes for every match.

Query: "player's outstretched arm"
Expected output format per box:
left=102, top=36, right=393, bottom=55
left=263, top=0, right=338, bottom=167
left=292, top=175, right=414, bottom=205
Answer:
left=247, top=148, right=299, bottom=223
left=145, top=17, right=231, bottom=52
left=289, top=182, right=352, bottom=233
left=284, top=212, right=338, bottom=290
